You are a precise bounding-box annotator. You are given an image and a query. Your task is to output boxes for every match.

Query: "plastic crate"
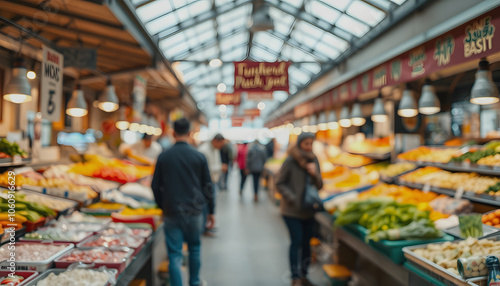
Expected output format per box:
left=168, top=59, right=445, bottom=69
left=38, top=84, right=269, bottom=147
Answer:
left=342, top=224, right=369, bottom=241
left=368, top=234, right=456, bottom=265
left=404, top=261, right=448, bottom=286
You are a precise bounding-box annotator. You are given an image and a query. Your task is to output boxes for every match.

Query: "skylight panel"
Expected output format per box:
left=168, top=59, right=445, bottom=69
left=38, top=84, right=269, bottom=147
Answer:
left=273, top=21, right=292, bottom=36
left=285, top=0, right=304, bottom=8
left=336, top=15, right=369, bottom=37
left=176, top=6, right=191, bottom=22
left=300, top=63, right=321, bottom=74
left=269, top=7, right=295, bottom=26
left=315, top=41, right=340, bottom=59
left=171, top=0, right=187, bottom=9
left=196, top=28, right=216, bottom=44
left=253, top=32, right=284, bottom=51
left=159, top=32, right=185, bottom=50
left=319, top=0, right=350, bottom=11
left=166, top=41, right=189, bottom=58
left=390, top=0, right=407, bottom=5
left=306, top=0, right=341, bottom=24
left=188, top=0, right=211, bottom=18
left=136, top=0, right=172, bottom=22
left=295, top=21, right=324, bottom=39
left=347, top=1, right=386, bottom=27
left=145, top=12, right=178, bottom=35
left=251, top=46, right=278, bottom=62
left=215, top=0, right=233, bottom=7
left=221, top=46, right=246, bottom=61
left=321, top=33, right=349, bottom=51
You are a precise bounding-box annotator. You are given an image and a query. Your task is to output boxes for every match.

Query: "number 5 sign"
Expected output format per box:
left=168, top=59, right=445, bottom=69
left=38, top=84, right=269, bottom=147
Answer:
left=41, top=46, right=64, bottom=122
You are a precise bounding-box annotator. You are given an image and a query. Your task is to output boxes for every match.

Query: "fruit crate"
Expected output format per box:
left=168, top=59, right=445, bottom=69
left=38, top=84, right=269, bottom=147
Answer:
left=0, top=270, right=38, bottom=286
left=24, top=268, right=118, bottom=286
left=54, top=247, right=134, bottom=274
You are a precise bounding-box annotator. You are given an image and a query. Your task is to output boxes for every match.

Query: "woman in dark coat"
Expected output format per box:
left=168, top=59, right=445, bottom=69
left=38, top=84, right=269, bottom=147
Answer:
left=276, top=132, right=323, bottom=286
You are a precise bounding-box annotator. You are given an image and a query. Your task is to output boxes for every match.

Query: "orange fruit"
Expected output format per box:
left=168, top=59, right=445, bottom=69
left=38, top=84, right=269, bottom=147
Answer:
left=495, top=209, right=500, bottom=217
left=495, top=225, right=500, bottom=229
left=489, top=213, right=496, bottom=221
left=492, top=218, right=500, bottom=225
left=486, top=222, right=493, bottom=226
left=482, top=216, right=488, bottom=223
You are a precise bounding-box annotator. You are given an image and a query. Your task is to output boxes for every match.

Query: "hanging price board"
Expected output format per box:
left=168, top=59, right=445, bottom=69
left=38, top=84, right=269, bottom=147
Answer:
left=41, top=46, right=64, bottom=122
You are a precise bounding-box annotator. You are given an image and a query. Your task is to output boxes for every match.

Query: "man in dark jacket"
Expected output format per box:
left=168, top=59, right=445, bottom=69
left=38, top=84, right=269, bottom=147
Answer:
left=152, top=118, right=215, bottom=286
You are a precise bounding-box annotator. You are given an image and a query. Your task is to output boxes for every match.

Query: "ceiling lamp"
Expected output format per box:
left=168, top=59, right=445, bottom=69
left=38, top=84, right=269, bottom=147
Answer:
left=4, top=58, right=32, bottom=104
left=371, top=94, right=387, bottom=123
left=317, top=112, right=328, bottom=131
left=419, top=79, right=441, bottom=115
left=66, top=84, right=88, bottom=117
left=339, top=106, right=352, bottom=128
left=154, top=127, right=163, bottom=136
left=98, top=79, right=119, bottom=112
left=116, top=107, right=130, bottom=130
left=27, top=71, right=36, bottom=80
left=292, top=120, right=302, bottom=135
left=309, top=115, right=318, bottom=133
left=249, top=4, right=274, bottom=32
left=350, top=102, right=366, bottom=126
left=301, top=117, right=310, bottom=132
left=258, top=102, right=266, bottom=110
left=398, top=88, right=418, bottom=117
left=209, top=59, right=222, bottom=68
left=219, top=104, right=227, bottom=112
left=470, top=59, right=499, bottom=105
left=129, top=122, right=140, bottom=132
left=327, top=110, right=339, bottom=129
left=139, top=124, right=148, bottom=133
left=217, top=83, right=227, bottom=93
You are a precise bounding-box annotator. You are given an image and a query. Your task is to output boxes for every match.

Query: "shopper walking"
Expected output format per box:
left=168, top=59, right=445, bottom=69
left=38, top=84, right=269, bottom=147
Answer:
left=151, top=118, right=215, bottom=286
left=245, top=141, right=268, bottom=202
left=236, top=142, right=249, bottom=194
left=219, top=141, right=232, bottom=191
left=276, top=132, right=323, bottom=286
left=198, top=134, right=225, bottom=236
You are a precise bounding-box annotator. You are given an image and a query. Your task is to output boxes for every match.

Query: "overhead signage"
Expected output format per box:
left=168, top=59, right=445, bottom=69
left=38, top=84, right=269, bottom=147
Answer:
left=216, top=92, right=241, bottom=105
left=244, top=109, right=260, bottom=117
left=231, top=116, right=246, bottom=127
left=56, top=47, right=97, bottom=69
left=234, top=61, right=290, bottom=93
left=41, top=46, right=63, bottom=122
left=246, top=92, right=274, bottom=101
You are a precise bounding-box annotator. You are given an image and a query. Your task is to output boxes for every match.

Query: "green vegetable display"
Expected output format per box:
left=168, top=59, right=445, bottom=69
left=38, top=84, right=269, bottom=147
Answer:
left=335, top=198, right=442, bottom=241
left=368, top=219, right=443, bottom=241
left=0, top=138, right=28, bottom=158
left=449, top=149, right=498, bottom=164
left=458, top=214, right=483, bottom=238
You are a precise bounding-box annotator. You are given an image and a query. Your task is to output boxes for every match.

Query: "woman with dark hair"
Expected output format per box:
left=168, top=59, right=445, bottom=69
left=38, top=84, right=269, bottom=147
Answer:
left=276, top=132, right=323, bottom=286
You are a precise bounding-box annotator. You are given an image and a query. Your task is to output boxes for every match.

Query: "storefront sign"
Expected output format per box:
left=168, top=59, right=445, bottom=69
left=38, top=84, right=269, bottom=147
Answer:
left=434, top=35, right=455, bottom=66
left=234, top=61, right=290, bottom=93
left=56, top=47, right=97, bottom=69
left=216, top=92, right=241, bottom=105
left=244, top=109, right=260, bottom=117
left=464, top=16, right=495, bottom=58
left=408, top=46, right=426, bottom=77
left=373, top=65, right=387, bottom=88
left=41, top=46, right=63, bottom=122
left=246, top=92, right=274, bottom=101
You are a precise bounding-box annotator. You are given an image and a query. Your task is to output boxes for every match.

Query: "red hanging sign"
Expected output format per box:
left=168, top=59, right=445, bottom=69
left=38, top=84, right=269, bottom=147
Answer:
left=244, top=109, right=260, bottom=116
left=231, top=116, right=246, bottom=127
left=234, top=61, right=290, bottom=93
left=246, top=92, right=274, bottom=101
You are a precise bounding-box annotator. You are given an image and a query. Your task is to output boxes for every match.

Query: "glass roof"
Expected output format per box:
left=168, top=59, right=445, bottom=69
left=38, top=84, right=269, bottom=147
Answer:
left=133, top=0, right=408, bottom=118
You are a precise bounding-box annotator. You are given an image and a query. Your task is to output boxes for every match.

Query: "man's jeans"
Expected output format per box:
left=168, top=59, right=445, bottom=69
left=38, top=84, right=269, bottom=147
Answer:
left=164, top=214, right=204, bottom=286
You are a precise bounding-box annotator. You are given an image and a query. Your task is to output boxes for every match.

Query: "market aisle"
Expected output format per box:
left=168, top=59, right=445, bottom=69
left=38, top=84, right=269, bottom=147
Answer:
left=199, top=168, right=329, bottom=286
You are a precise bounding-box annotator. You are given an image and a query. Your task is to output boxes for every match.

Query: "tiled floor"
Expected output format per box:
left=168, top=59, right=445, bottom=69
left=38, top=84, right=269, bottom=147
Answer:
left=198, top=169, right=330, bottom=286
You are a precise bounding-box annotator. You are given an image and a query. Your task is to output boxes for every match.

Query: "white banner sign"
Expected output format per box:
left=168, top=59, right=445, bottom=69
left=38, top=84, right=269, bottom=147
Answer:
left=41, top=46, right=63, bottom=122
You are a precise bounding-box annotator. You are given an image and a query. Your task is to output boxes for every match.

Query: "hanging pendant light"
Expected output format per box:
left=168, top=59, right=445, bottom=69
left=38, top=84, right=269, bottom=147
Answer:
left=301, top=117, right=310, bottom=132
left=4, top=58, right=32, bottom=104
left=116, top=106, right=130, bottom=130
left=350, top=102, right=366, bottom=126
left=470, top=59, right=499, bottom=105
left=327, top=110, right=339, bottom=129
left=398, top=88, right=418, bottom=117
left=66, top=84, right=88, bottom=117
left=371, top=96, right=387, bottom=122
left=317, top=112, right=328, bottom=131
left=419, top=79, right=441, bottom=115
left=98, top=79, right=119, bottom=112
left=339, top=106, right=352, bottom=128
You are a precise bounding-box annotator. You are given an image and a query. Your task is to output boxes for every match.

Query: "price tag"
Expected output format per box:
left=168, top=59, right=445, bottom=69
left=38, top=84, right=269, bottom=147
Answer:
left=455, top=186, right=465, bottom=200
left=423, top=183, right=431, bottom=193
left=12, top=155, right=22, bottom=164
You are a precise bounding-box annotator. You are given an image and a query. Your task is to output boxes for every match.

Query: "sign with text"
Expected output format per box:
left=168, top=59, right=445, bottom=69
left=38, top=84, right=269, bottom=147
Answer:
left=246, top=92, right=273, bottom=101
left=244, top=109, right=260, bottom=117
left=41, top=46, right=63, bottom=122
left=234, top=61, right=290, bottom=93
left=231, top=116, right=246, bottom=127
left=216, top=92, right=241, bottom=105
left=56, top=47, right=96, bottom=69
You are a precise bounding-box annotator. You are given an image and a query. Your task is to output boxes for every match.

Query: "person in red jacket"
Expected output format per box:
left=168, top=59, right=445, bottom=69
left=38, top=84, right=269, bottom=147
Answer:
left=236, top=142, right=248, bottom=195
